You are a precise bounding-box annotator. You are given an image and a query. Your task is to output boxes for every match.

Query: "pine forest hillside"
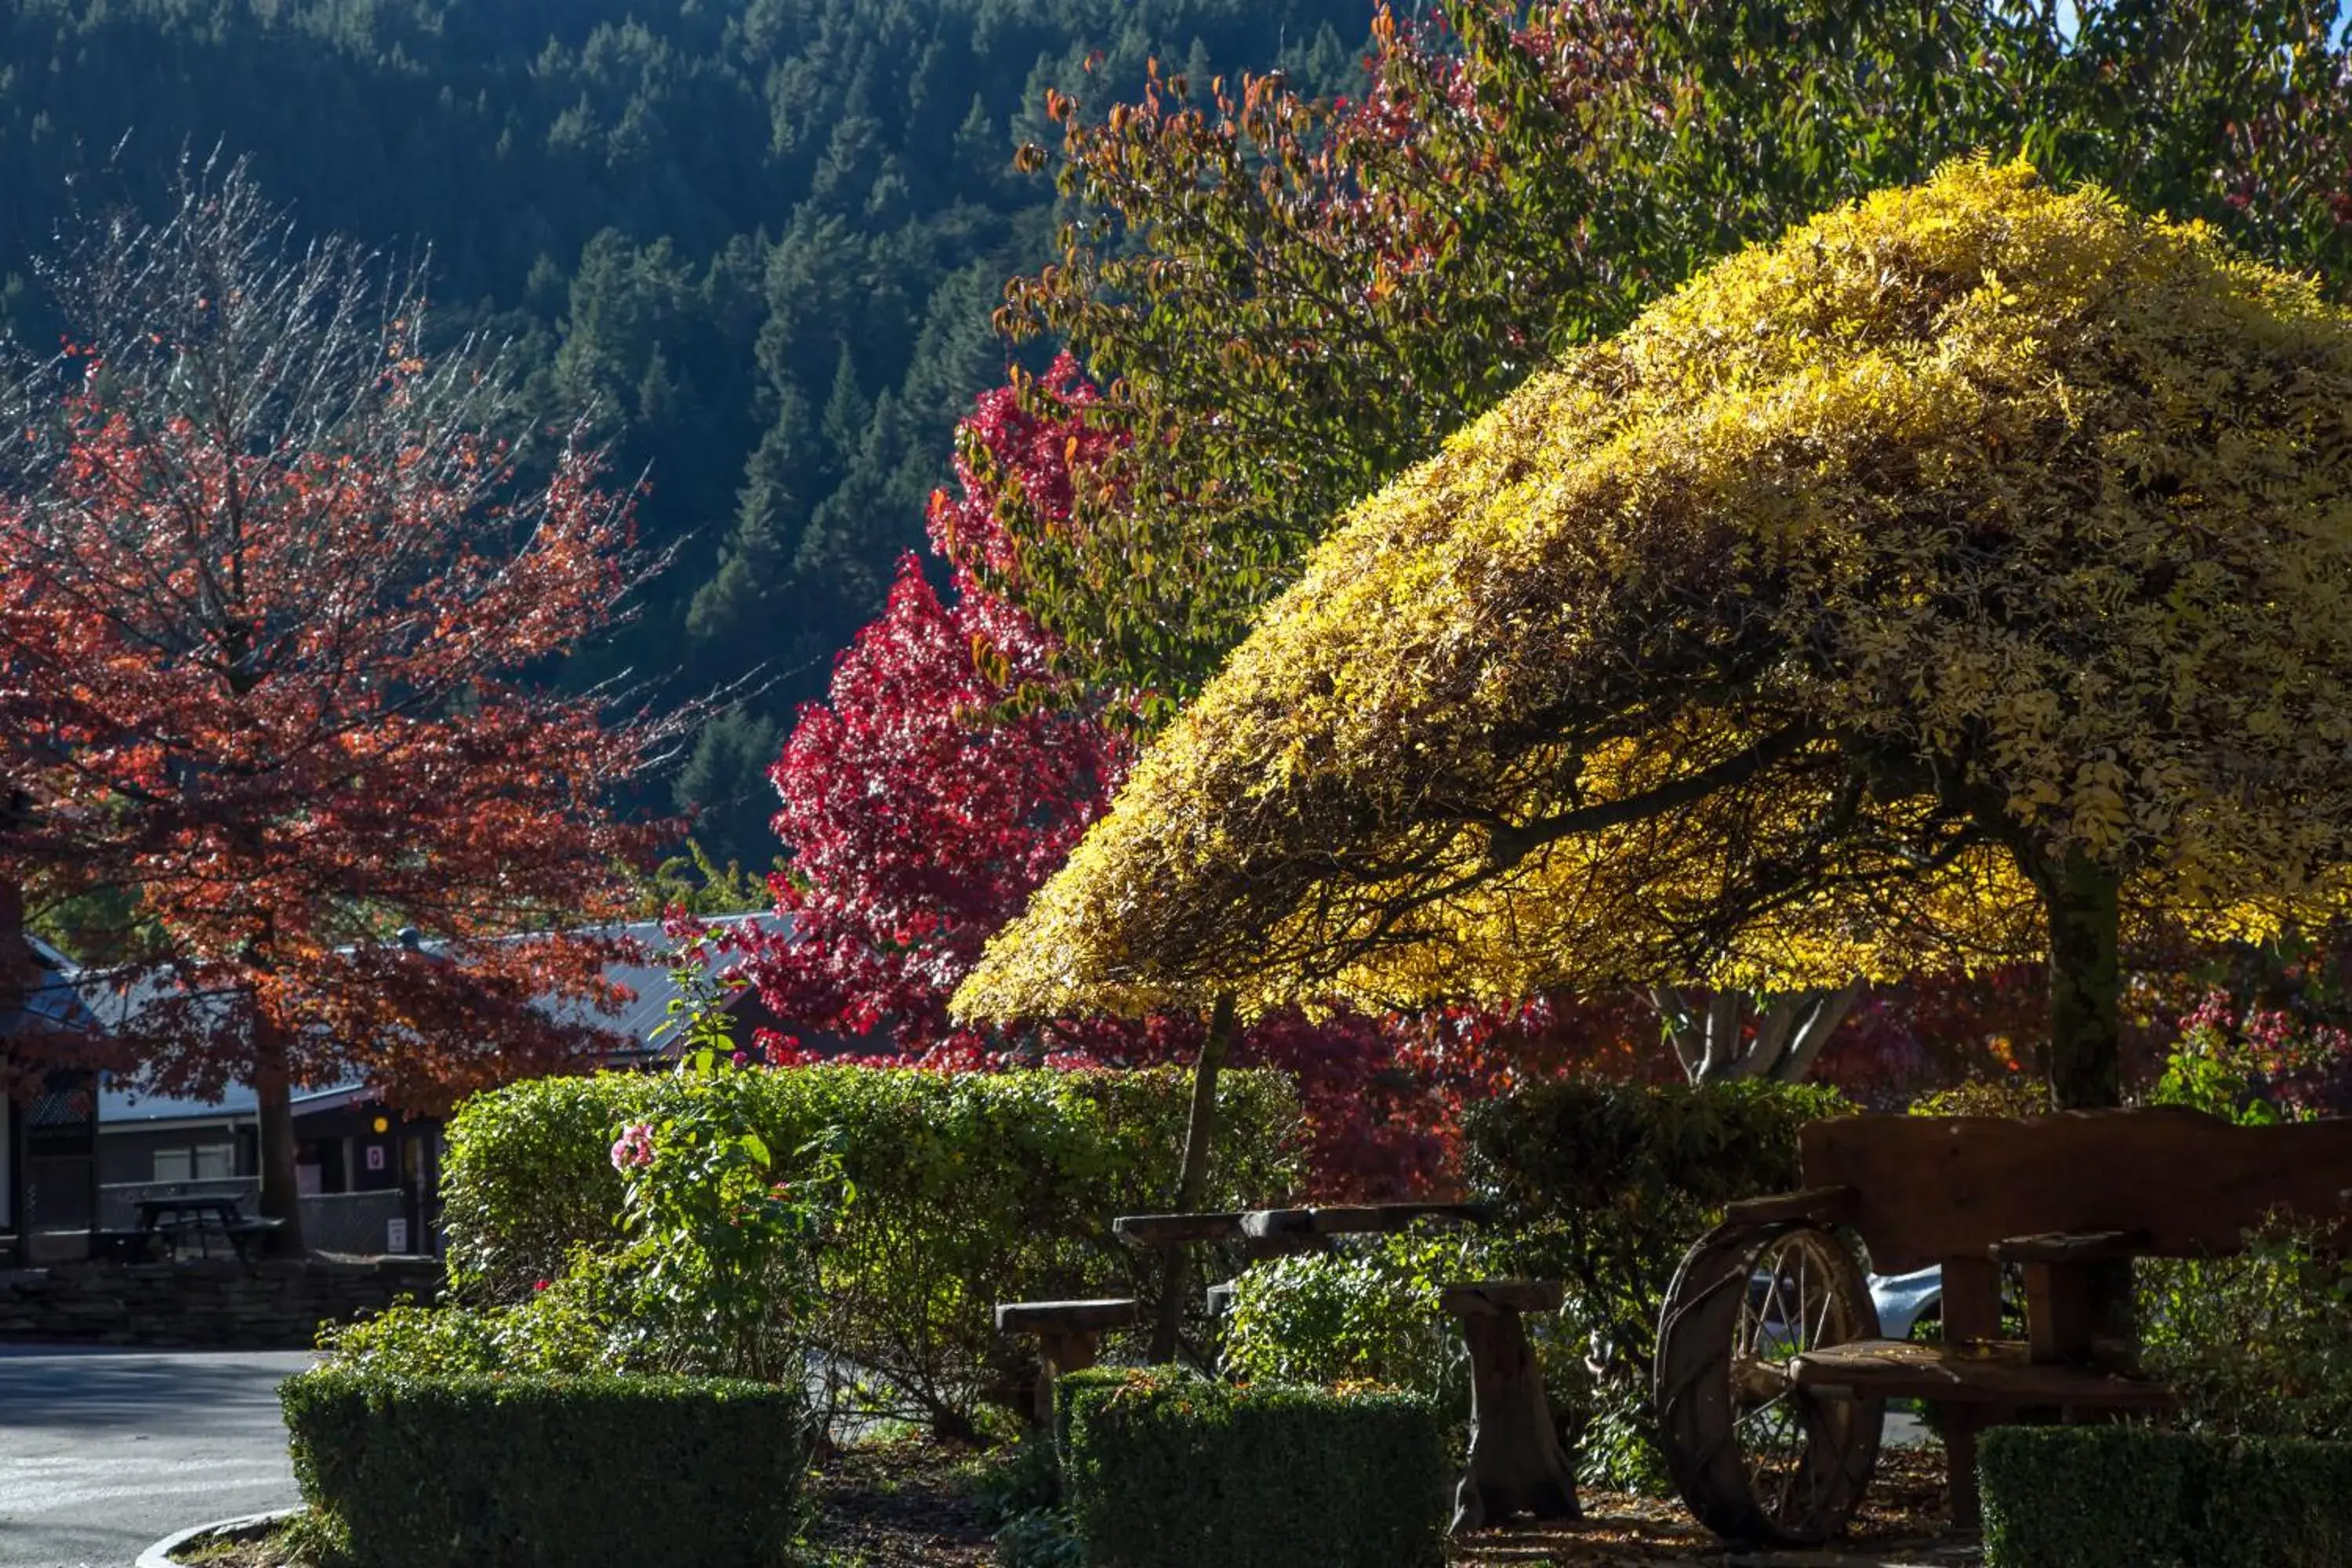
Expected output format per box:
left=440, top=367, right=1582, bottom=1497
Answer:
left=0, top=0, right=1374, bottom=863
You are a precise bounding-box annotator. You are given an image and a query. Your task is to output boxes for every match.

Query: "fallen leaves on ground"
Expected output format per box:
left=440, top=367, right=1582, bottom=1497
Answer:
left=1454, top=1445, right=1969, bottom=1566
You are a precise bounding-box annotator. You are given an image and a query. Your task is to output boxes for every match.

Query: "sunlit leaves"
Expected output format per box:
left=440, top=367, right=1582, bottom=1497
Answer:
left=992, top=0, right=2352, bottom=714
left=957, top=162, right=2352, bottom=1023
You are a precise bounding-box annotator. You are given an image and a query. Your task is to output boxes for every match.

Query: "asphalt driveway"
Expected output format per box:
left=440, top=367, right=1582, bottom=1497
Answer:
left=0, top=1345, right=313, bottom=1568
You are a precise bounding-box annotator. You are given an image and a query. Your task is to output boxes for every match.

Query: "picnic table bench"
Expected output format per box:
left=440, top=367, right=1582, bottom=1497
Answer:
left=1652, top=1108, right=2352, bottom=1548
left=993, top=1298, right=1140, bottom=1424
left=1442, top=1278, right=1579, bottom=1532
left=132, top=1195, right=284, bottom=1262
left=1001, top=1198, right=1576, bottom=1532
left=1109, top=1200, right=1490, bottom=1259
left=995, top=1202, right=1493, bottom=1425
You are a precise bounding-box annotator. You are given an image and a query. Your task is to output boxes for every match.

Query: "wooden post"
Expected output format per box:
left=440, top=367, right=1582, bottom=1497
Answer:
left=2024, top=1261, right=2095, bottom=1365
left=1033, top=1327, right=1100, bottom=1427
left=1441, top=1280, right=1579, bottom=1533
left=1938, top=1254, right=2003, bottom=1530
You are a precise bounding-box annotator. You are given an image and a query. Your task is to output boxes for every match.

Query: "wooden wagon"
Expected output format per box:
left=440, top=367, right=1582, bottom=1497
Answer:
left=1650, top=1108, right=2352, bottom=1545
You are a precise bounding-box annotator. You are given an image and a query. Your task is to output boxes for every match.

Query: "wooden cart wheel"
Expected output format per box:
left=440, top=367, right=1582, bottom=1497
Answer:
left=1653, top=1220, right=1884, bottom=1546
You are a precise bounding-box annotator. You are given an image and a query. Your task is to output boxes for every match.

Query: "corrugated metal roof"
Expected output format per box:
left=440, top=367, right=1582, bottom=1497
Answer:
left=1, top=933, right=103, bottom=1037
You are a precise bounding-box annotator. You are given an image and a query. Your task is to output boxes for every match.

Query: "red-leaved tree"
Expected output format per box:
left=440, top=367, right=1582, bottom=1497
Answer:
left=742, top=361, right=1455, bottom=1194
left=0, top=162, right=687, bottom=1250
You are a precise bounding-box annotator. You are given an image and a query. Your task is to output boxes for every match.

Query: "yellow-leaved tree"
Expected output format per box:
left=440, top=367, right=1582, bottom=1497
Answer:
left=954, top=160, right=2352, bottom=1112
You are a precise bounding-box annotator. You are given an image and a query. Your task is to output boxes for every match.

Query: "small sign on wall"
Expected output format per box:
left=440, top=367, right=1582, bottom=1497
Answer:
left=365, top=1144, right=387, bottom=1172
left=386, top=1217, right=409, bottom=1254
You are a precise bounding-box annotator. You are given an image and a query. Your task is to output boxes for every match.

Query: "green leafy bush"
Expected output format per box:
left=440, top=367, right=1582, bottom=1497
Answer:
left=605, top=1065, right=851, bottom=1382
left=1459, top=1077, right=1853, bottom=1489
left=441, top=1065, right=1301, bottom=1432
left=328, top=1059, right=849, bottom=1385
left=971, top=1432, right=1085, bottom=1567
left=281, top=1367, right=810, bottom=1568
left=993, top=1508, right=1086, bottom=1568
left=2141, top=1217, right=2352, bottom=1442
left=1218, top=1240, right=1461, bottom=1406
left=1057, top=1367, right=1448, bottom=1568
left=1980, top=1425, right=2352, bottom=1568
left=439, top=1072, right=662, bottom=1301
left=316, top=1287, right=611, bottom=1379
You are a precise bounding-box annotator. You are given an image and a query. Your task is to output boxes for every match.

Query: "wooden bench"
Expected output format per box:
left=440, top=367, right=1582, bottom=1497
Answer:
left=993, top=1298, right=1140, bottom=1425
left=1440, top=1278, right=1578, bottom=1532
left=1657, top=1108, right=2352, bottom=1544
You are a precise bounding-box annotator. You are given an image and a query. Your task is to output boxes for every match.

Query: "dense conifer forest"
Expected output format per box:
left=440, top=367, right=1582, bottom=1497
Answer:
left=0, top=0, right=1373, bottom=862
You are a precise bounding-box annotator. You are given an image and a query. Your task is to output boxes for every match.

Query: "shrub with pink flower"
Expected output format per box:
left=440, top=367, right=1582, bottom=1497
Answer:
left=610, top=1123, right=656, bottom=1171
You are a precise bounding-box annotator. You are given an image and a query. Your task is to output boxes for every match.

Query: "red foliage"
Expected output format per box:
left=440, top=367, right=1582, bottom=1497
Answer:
left=750, top=551, right=1123, bottom=1053
left=743, top=366, right=1461, bottom=1195
left=0, top=383, right=681, bottom=1118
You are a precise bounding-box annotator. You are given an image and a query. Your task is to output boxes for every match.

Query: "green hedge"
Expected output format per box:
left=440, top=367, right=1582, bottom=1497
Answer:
left=440, top=1066, right=1302, bottom=1428
left=1058, top=1367, right=1448, bottom=1568
left=281, top=1368, right=808, bottom=1568
left=1981, top=1426, right=2352, bottom=1568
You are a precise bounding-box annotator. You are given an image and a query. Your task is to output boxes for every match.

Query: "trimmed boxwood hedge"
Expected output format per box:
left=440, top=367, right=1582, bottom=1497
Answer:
left=1057, top=1367, right=1449, bottom=1568
left=1980, top=1425, right=2352, bottom=1568
left=281, top=1367, right=809, bottom=1568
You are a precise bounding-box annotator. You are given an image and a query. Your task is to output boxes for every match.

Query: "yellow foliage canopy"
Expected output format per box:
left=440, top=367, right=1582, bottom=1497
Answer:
left=955, top=161, right=2352, bottom=1023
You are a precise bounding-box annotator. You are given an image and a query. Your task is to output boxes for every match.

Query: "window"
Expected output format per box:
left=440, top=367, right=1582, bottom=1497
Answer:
left=153, top=1148, right=192, bottom=1183
left=194, top=1145, right=234, bottom=1181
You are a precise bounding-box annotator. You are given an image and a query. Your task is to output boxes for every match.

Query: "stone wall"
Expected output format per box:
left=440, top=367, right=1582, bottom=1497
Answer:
left=0, top=1256, right=444, bottom=1348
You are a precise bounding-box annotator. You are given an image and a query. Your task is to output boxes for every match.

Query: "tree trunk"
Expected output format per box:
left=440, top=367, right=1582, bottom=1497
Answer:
left=253, top=1025, right=305, bottom=1257
left=2035, top=848, right=2130, bottom=1348
left=1151, top=991, right=1235, bottom=1364
left=1769, top=987, right=1863, bottom=1086
left=2041, top=849, right=2122, bottom=1111
left=1652, top=983, right=1858, bottom=1084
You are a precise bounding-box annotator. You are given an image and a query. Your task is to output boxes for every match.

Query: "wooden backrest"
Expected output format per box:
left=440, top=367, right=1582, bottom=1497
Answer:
left=1801, top=1109, right=2352, bottom=1273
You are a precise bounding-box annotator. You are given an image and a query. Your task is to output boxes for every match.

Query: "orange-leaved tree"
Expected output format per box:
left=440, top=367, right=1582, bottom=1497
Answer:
left=0, top=162, right=693, bottom=1251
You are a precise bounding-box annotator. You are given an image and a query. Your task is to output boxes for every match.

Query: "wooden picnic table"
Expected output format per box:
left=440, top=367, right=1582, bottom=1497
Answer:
left=1653, top=1109, right=2352, bottom=1546
left=1112, top=1200, right=1490, bottom=1259
left=1106, top=1200, right=1570, bottom=1532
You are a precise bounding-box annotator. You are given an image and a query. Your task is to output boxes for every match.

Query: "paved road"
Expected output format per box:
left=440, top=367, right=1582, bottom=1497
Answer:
left=0, top=1346, right=313, bottom=1568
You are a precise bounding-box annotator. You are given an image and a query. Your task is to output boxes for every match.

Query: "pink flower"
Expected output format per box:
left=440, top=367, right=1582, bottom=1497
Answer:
left=609, top=1123, right=656, bottom=1171
left=731, top=1050, right=749, bottom=1069
left=533, top=1279, right=551, bottom=1292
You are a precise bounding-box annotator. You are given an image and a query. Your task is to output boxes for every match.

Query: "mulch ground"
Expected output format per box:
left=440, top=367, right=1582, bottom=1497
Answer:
left=1454, top=1445, right=1972, bottom=1566
left=169, top=1440, right=1969, bottom=1567
left=799, top=1438, right=1970, bottom=1568
left=799, top=1439, right=997, bottom=1566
